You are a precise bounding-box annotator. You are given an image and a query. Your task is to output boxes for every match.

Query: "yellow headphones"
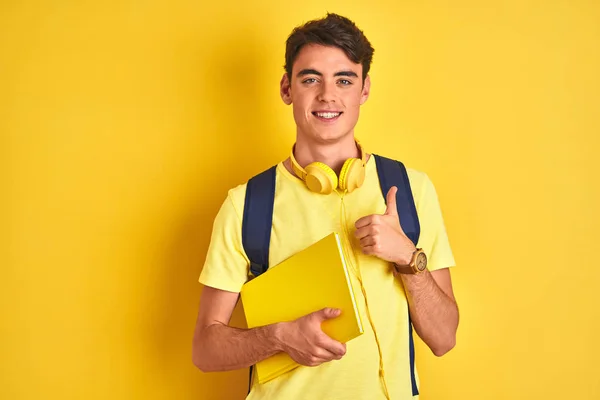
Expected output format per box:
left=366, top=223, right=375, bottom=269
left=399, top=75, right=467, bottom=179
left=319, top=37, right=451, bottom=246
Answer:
left=290, top=141, right=367, bottom=194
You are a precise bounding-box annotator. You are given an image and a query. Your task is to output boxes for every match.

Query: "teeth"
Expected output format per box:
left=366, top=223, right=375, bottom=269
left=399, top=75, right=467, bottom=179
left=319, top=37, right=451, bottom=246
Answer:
left=315, top=112, right=340, bottom=119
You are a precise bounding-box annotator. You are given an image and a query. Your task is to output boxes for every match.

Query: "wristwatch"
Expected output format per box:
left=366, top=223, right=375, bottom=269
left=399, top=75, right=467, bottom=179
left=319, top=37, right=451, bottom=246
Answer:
left=394, top=248, right=428, bottom=274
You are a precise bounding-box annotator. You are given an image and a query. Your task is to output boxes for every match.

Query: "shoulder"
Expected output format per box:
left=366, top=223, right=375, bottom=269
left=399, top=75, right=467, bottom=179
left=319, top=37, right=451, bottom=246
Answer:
left=223, top=182, right=248, bottom=220
left=404, top=167, right=444, bottom=220
left=371, top=153, right=432, bottom=195
left=371, top=154, right=436, bottom=210
left=222, top=164, right=282, bottom=219
left=406, top=166, right=433, bottom=200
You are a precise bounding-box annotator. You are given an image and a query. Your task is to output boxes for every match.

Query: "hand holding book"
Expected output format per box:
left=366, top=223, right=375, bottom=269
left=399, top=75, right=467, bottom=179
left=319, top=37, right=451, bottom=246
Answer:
left=275, top=307, right=347, bottom=367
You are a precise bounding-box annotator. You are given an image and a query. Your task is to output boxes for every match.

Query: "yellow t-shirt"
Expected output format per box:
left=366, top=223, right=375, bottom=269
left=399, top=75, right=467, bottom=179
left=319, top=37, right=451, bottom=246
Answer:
left=199, top=155, right=455, bottom=400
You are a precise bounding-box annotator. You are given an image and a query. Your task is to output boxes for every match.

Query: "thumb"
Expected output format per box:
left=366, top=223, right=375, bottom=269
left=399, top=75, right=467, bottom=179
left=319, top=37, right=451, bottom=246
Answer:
left=384, top=186, right=398, bottom=216
left=314, top=307, right=341, bottom=322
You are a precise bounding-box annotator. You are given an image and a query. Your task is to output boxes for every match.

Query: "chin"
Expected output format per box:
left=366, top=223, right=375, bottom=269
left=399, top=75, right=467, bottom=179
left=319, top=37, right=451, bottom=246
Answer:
left=308, top=127, right=354, bottom=144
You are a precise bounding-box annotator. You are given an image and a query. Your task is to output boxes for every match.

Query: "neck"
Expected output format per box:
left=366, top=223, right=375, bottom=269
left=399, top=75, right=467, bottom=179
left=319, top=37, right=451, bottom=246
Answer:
left=293, top=135, right=360, bottom=175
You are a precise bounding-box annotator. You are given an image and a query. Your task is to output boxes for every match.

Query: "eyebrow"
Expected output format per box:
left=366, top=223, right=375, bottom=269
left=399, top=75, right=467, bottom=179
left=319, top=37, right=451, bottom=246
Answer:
left=296, top=69, right=359, bottom=78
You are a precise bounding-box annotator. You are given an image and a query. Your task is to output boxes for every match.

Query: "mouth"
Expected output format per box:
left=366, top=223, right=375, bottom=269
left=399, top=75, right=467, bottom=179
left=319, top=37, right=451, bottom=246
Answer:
left=312, top=111, right=343, bottom=122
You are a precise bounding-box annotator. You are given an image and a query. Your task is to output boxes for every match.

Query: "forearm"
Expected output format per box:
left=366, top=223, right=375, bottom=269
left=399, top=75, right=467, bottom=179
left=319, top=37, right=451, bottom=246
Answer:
left=193, top=322, right=283, bottom=372
left=399, top=270, right=459, bottom=356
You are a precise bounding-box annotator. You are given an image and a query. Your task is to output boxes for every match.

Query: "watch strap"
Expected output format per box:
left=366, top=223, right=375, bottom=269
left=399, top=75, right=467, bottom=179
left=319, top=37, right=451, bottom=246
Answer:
left=394, top=263, right=416, bottom=274
left=394, top=248, right=425, bottom=275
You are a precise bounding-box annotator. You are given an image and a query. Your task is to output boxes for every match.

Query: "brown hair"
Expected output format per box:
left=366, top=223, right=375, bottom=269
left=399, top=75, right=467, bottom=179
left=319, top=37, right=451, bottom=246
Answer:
left=284, top=13, right=374, bottom=81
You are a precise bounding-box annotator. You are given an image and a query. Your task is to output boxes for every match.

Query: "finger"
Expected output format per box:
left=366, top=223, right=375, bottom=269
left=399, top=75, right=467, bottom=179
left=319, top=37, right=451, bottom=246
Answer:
left=354, top=224, right=379, bottom=240
left=312, top=307, right=341, bottom=322
left=317, top=334, right=347, bottom=357
left=301, top=355, right=331, bottom=367
left=355, top=214, right=380, bottom=229
left=354, top=215, right=372, bottom=229
left=305, top=354, right=340, bottom=366
left=360, top=236, right=376, bottom=247
left=361, top=245, right=379, bottom=256
left=384, top=186, right=398, bottom=216
left=313, top=347, right=342, bottom=361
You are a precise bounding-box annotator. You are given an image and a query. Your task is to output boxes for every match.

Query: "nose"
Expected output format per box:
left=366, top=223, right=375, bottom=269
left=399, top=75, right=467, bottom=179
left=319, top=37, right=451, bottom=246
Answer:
left=317, top=81, right=336, bottom=103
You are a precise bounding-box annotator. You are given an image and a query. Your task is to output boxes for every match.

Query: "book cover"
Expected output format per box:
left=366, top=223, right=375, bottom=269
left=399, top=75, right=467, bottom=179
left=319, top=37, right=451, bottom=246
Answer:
left=240, top=232, right=364, bottom=384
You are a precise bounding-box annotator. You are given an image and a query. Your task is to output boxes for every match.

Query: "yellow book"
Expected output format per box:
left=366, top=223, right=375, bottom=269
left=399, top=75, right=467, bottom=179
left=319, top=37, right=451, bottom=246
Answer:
left=240, top=232, right=364, bottom=384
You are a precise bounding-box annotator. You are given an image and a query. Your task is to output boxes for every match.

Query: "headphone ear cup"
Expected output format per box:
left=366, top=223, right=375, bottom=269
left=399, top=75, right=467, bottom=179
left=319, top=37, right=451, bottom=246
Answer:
left=339, top=158, right=366, bottom=193
left=305, top=162, right=338, bottom=194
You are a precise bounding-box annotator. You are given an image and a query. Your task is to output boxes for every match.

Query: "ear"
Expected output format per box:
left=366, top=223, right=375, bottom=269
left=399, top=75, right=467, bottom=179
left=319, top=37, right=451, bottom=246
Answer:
left=280, top=73, right=292, bottom=105
left=360, top=75, right=371, bottom=105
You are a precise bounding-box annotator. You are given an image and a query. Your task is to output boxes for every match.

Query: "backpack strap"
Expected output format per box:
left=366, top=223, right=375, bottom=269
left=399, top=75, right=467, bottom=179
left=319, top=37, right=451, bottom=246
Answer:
left=242, top=165, right=277, bottom=278
left=373, top=154, right=420, bottom=245
left=373, top=154, right=420, bottom=397
left=241, top=165, right=277, bottom=395
left=241, top=157, right=421, bottom=395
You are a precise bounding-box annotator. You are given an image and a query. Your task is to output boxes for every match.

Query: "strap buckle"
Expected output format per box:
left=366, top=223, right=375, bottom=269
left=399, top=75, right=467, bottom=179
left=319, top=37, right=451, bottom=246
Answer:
left=250, top=262, right=267, bottom=277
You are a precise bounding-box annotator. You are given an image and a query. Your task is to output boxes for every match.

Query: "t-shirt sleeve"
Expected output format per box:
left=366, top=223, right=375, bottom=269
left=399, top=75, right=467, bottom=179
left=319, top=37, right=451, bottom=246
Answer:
left=415, top=173, right=456, bottom=272
left=198, top=191, right=250, bottom=293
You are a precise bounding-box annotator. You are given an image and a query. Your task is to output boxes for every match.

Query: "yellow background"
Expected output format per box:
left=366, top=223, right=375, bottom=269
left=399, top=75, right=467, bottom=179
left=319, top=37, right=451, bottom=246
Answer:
left=2, top=0, right=599, bottom=399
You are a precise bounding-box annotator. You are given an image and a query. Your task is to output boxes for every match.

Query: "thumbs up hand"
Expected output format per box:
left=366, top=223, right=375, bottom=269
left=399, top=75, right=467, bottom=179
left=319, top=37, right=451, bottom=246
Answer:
left=354, top=186, right=417, bottom=266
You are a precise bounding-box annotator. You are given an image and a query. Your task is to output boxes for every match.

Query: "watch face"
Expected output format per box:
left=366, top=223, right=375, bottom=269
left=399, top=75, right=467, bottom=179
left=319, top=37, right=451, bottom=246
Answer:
left=416, top=252, right=428, bottom=271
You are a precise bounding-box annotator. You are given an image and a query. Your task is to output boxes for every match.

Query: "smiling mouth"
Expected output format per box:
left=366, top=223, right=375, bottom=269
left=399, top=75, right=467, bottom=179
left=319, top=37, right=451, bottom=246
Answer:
left=312, top=111, right=343, bottom=120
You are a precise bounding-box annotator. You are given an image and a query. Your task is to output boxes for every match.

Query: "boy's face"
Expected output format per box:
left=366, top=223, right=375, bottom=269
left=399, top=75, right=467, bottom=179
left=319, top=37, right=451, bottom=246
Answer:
left=280, top=44, right=370, bottom=144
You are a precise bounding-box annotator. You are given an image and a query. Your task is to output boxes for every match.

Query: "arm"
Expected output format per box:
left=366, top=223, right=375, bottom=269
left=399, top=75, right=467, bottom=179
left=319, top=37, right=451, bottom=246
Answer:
left=192, top=286, right=347, bottom=372
left=355, top=185, right=459, bottom=357
left=396, top=268, right=458, bottom=356
left=195, top=192, right=346, bottom=372
left=192, top=286, right=282, bottom=372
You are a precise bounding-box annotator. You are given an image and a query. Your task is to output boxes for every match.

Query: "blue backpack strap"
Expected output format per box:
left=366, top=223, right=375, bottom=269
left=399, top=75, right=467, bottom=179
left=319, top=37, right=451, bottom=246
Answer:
left=242, top=165, right=277, bottom=278
left=373, top=154, right=420, bottom=245
left=241, top=165, right=277, bottom=395
left=373, top=154, right=420, bottom=396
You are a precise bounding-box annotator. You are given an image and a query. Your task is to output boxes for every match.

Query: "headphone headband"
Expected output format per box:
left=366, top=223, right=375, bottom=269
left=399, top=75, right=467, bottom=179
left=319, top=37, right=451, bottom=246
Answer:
left=290, top=141, right=366, bottom=180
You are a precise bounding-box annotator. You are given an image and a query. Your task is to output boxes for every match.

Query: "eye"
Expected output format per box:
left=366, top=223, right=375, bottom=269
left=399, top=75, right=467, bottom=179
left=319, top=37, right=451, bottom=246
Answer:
left=338, top=79, right=352, bottom=86
left=302, top=78, right=318, bottom=84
